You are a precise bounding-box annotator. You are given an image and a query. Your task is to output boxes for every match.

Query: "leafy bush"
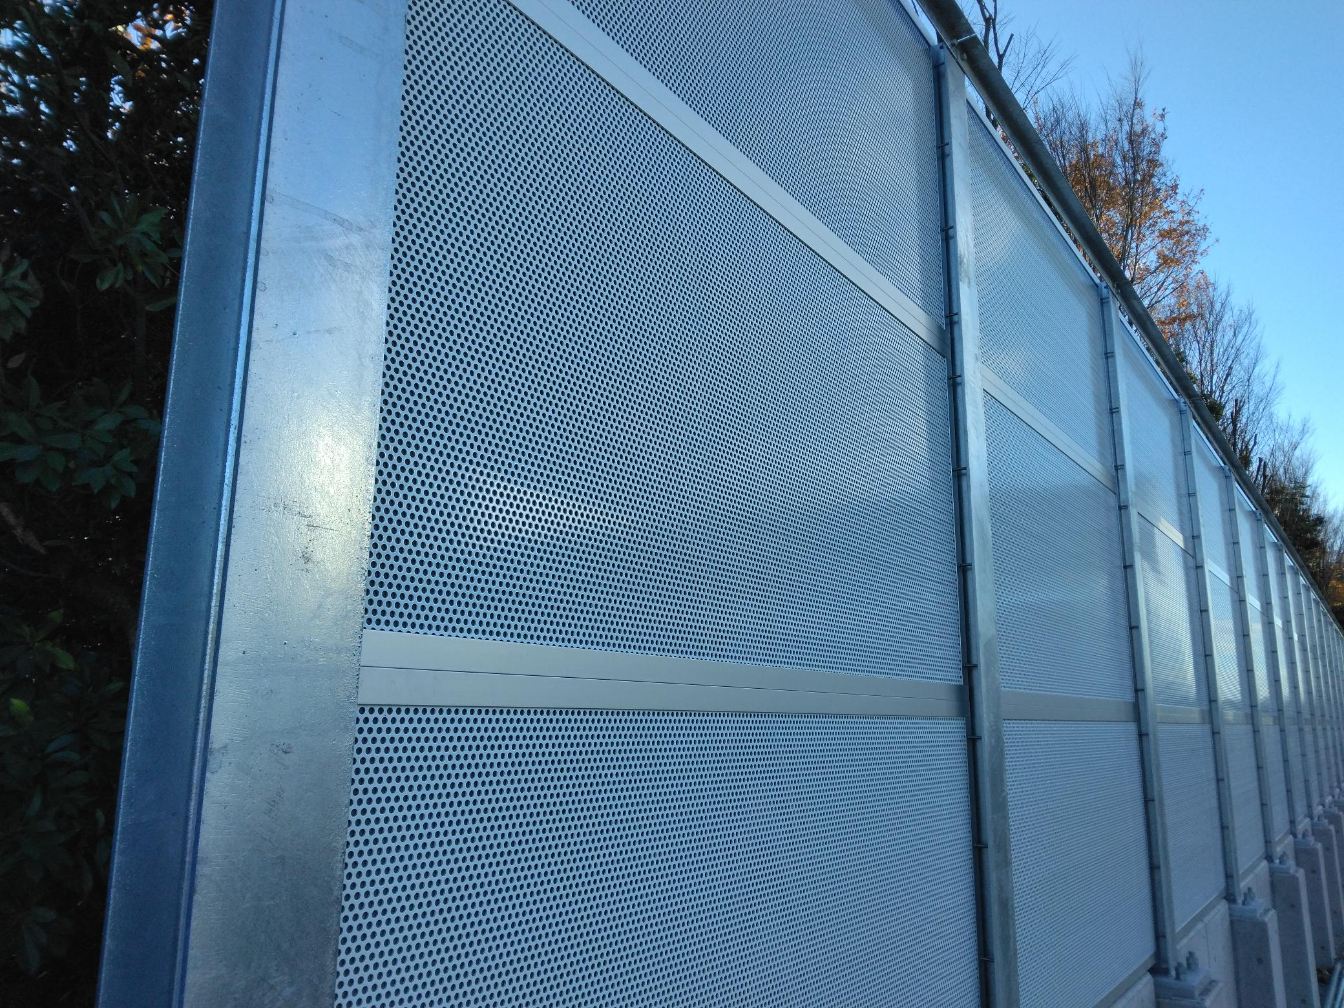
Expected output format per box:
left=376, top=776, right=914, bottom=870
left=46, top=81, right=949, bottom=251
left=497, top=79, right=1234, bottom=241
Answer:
left=1, top=612, right=126, bottom=977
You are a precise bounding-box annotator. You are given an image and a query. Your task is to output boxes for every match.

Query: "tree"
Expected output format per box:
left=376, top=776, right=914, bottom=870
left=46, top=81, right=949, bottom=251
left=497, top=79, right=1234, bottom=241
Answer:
left=968, top=0, right=1074, bottom=110
left=0, top=2, right=210, bottom=1001
left=1033, top=57, right=1210, bottom=337
left=1168, top=277, right=1281, bottom=469
left=1318, top=508, right=1344, bottom=620
left=1253, top=418, right=1344, bottom=620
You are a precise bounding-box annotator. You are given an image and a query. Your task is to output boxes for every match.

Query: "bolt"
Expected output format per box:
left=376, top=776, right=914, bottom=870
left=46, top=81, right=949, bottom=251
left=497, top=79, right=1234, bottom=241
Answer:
left=1173, top=963, right=1185, bottom=981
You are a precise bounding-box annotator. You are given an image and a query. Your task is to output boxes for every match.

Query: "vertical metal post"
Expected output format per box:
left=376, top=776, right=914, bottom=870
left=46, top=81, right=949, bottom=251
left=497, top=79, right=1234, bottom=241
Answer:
left=933, top=47, right=1019, bottom=1008
left=98, top=2, right=288, bottom=999
left=1223, top=473, right=1278, bottom=856
left=1332, top=628, right=1344, bottom=785
left=1334, top=629, right=1344, bottom=785
left=1306, top=601, right=1331, bottom=792
left=1254, top=515, right=1303, bottom=832
left=1293, top=571, right=1328, bottom=807
left=1321, top=603, right=1342, bottom=792
left=1179, top=406, right=1242, bottom=897
left=1311, top=601, right=1343, bottom=793
left=100, top=0, right=408, bottom=1003
left=1101, top=291, right=1179, bottom=971
left=1279, top=552, right=1320, bottom=815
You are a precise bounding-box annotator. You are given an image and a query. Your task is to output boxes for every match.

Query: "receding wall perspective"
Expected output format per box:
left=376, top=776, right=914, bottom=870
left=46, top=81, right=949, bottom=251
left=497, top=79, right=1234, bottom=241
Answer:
left=99, top=1, right=1344, bottom=1007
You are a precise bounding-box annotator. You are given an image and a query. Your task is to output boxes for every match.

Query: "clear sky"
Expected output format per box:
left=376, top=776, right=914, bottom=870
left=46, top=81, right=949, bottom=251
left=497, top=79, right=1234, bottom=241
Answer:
left=992, top=0, right=1343, bottom=504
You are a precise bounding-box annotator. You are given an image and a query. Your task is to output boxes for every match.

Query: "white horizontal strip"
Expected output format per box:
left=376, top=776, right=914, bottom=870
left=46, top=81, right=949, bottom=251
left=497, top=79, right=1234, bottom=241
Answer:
left=1156, top=704, right=1210, bottom=725
left=979, top=365, right=1116, bottom=492
left=1135, top=508, right=1188, bottom=555
left=504, top=0, right=947, bottom=356
left=362, top=631, right=1162, bottom=721
left=1000, top=691, right=1135, bottom=723
left=1205, top=558, right=1232, bottom=588
left=363, top=630, right=963, bottom=702
left=358, top=666, right=963, bottom=716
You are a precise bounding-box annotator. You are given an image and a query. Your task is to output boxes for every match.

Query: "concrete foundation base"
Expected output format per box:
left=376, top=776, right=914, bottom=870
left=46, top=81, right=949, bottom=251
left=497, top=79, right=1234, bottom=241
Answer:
left=1228, top=892, right=1288, bottom=1008
left=1295, top=835, right=1336, bottom=968
left=1153, top=956, right=1227, bottom=1008
left=1169, top=899, right=1239, bottom=1008
left=1271, top=859, right=1322, bottom=1008
left=1310, top=819, right=1344, bottom=952
left=1111, top=972, right=1157, bottom=1008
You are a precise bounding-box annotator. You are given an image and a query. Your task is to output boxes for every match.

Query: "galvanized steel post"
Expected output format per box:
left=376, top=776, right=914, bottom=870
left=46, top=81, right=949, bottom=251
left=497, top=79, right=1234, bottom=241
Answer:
left=933, top=46, right=1020, bottom=1008
left=98, top=0, right=408, bottom=1003
left=1306, top=601, right=1335, bottom=793
left=1180, top=406, right=1243, bottom=898
left=96, top=0, right=289, bottom=998
left=1223, top=473, right=1281, bottom=856
left=1101, top=291, right=1180, bottom=972
left=1254, top=516, right=1304, bottom=833
left=1293, top=571, right=1329, bottom=807
left=1312, top=602, right=1343, bottom=792
left=1280, top=552, right=1321, bottom=815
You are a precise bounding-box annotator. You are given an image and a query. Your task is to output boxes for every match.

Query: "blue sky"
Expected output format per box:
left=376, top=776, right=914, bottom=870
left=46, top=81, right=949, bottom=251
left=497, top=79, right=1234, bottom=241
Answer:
left=991, top=0, right=1343, bottom=504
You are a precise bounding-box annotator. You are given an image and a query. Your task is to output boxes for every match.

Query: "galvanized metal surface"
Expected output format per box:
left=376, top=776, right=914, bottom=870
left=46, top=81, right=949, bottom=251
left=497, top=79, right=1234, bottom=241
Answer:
left=369, top=0, right=960, bottom=680
left=1004, top=721, right=1154, bottom=1007
left=172, top=0, right=409, bottom=1002
left=568, top=0, right=948, bottom=321
left=101, top=0, right=407, bottom=1003
left=335, top=708, right=981, bottom=1007
left=1226, top=478, right=1289, bottom=851
left=915, top=0, right=1344, bottom=637
left=1273, top=539, right=1316, bottom=817
left=1180, top=406, right=1243, bottom=901
left=99, top=0, right=1344, bottom=1005
left=1101, top=293, right=1180, bottom=972
left=936, top=49, right=1019, bottom=1007
left=96, top=0, right=287, bottom=1000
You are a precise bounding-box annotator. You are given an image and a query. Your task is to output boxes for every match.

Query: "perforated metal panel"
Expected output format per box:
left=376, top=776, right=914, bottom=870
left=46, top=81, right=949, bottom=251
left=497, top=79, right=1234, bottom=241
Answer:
left=1138, top=516, right=1204, bottom=706
left=1004, top=722, right=1153, bottom=1008
left=1270, top=542, right=1310, bottom=815
left=983, top=396, right=1132, bottom=700
left=1286, top=694, right=1308, bottom=819
left=1247, top=601, right=1273, bottom=708
left=1120, top=337, right=1187, bottom=536
left=569, top=0, right=945, bottom=319
left=334, top=707, right=981, bottom=1007
left=1159, top=723, right=1225, bottom=928
left=1288, top=567, right=1324, bottom=801
left=1236, top=493, right=1265, bottom=606
left=364, top=0, right=961, bottom=680
left=1279, top=560, right=1318, bottom=806
left=1225, top=722, right=1264, bottom=872
left=1261, top=696, right=1291, bottom=835
left=967, top=112, right=1111, bottom=468
left=1209, top=576, right=1247, bottom=710
left=1193, top=443, right=1230, bottom=572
